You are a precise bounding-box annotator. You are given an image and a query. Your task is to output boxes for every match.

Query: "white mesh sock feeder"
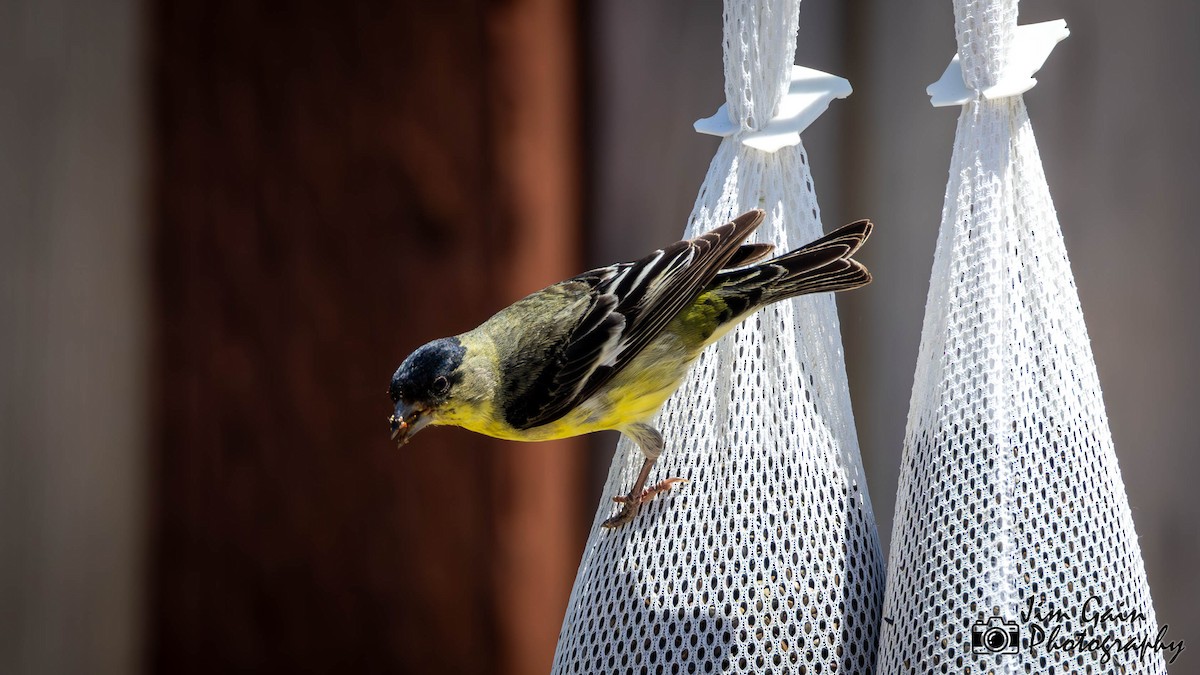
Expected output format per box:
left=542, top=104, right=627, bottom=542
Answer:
left=877, top=2, right=1168, bottom=673
left=552, top=1, right=885, bottom=673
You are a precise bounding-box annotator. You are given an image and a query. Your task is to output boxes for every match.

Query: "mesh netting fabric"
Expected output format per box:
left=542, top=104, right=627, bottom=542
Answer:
left=551, top=2, right=885, bottom=673
left=722, top=0, right=799, bottom=132
left=876, top=2, right=1165, bottom=673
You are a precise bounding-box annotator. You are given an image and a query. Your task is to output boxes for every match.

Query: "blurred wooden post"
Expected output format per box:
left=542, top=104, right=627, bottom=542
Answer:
left=483, top=1, right=584, bottom=673
left=151, top=1, right=582, bottom=673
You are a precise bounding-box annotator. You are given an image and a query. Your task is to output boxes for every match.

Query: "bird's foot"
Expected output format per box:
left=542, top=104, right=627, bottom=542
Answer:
left=601, top=478, right=687, bottom=529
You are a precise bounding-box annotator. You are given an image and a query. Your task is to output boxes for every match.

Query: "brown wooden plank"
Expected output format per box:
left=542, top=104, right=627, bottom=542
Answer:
left=150, top=1, right=583, bottom=672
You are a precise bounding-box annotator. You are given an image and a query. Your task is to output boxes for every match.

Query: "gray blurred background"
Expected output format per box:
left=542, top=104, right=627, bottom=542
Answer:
left=3, top=0, right=1196, bottom=673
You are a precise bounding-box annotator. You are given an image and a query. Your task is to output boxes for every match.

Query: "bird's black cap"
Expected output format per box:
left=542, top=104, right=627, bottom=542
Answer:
left=390, top=337, right=466, bottom=404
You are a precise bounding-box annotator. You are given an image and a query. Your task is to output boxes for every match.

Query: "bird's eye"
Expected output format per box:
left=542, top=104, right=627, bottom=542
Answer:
left=433, top=376, right=450, bottom=395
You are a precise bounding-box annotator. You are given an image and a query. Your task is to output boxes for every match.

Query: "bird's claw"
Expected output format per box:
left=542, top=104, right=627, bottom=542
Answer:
left=611, top=477, right=688, bottom=504
left=602, top=477, right=687, bottom=529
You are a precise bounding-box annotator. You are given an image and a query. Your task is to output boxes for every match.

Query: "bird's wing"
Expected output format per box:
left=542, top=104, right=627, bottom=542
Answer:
left=503, top=209, right=765, bottom=430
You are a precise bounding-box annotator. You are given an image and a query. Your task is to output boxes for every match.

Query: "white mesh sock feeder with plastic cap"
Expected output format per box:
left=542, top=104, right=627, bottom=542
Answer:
left=877, top=2, right=1169, bottom=673
left=552, top=1, right=885, bottom=672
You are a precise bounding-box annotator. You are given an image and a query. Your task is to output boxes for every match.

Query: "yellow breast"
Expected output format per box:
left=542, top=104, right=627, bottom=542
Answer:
left=441, top=333, right=698, bottom=442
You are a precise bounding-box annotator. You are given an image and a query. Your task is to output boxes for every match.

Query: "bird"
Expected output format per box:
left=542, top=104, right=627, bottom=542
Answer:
left=388, top=209, right=872, bottom=528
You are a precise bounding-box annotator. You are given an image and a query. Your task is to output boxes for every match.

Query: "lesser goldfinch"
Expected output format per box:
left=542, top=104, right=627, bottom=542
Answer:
left=389, top=209, right=872, bottom=527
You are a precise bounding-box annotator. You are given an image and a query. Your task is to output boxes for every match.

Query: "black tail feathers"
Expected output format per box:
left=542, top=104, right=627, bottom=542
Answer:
left=712, top=219, right=873, bottom=314
left=761, top=219, right=872, bottom=300
left=724, top=242, right=776, bottom=269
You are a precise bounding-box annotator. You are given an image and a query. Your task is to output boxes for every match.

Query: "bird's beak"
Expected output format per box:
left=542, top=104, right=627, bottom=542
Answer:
left=389, top=402, right=431, bottom=447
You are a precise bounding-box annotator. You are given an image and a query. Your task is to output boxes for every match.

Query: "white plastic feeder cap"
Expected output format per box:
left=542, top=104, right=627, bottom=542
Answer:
left=695, top=65, right=852, bottom=152
left=928, top=19, right=1069, bottom=107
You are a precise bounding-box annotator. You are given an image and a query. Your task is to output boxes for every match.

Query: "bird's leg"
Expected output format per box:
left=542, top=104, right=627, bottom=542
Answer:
left=602, top=424, right=686, bottom=529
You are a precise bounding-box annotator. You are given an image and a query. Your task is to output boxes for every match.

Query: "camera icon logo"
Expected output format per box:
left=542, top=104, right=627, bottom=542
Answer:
left=971, top=616, right=1020, bottom=655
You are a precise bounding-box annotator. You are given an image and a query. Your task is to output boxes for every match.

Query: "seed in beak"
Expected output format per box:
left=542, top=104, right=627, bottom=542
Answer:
left=388, top=414, right=410, bottom=441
